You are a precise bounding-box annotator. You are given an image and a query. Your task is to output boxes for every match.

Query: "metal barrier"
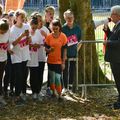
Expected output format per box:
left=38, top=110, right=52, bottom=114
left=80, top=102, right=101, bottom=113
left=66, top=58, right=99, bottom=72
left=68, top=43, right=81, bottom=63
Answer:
left=67, top=40, right=115, bottom=99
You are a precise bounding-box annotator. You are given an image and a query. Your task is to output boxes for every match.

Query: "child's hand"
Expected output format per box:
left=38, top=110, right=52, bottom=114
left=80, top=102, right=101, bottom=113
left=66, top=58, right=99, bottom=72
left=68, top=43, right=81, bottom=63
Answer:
left=40, top=30, right=47, bottom=38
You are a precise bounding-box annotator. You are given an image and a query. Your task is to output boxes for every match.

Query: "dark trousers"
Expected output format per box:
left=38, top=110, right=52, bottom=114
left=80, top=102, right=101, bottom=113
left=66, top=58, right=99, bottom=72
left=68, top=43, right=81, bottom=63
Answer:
left=47, top=63, right=50, bottom=87
left=63, top=60, right=76, bottom=89
left=0, top=61, right=6, bottom=95
left=29, top=67, right=39, bottom=94
left=3, top=54, right=15, bottom=93
left=110, top=62, right=120, bottom=97
left=22, top=66, right=28, bottom=94
left=30, top=62, right=45, bottom=94
left=13, top=61, right=27, bottom=96
left=38, top=62, right=45, bottom=91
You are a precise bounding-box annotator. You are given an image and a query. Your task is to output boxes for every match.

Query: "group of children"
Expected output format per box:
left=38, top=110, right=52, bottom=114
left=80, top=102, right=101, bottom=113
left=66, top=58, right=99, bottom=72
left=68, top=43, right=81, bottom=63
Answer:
left=0, top=4, right=82, bottom=107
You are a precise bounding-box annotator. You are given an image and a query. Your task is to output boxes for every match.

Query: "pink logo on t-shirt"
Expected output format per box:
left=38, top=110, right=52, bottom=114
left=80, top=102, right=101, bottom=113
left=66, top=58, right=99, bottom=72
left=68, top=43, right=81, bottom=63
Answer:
left=67, top=34, right=78, bottom=46
left=0, top=43, right=8, bottom=50
left=29, top=44, right=37, bottom=52
left=19, top=38, right=27, bottom=48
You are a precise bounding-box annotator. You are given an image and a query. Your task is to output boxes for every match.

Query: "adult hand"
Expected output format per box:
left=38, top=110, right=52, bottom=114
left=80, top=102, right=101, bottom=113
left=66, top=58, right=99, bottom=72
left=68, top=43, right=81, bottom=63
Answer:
left=103, top=24, right=109, bottom=31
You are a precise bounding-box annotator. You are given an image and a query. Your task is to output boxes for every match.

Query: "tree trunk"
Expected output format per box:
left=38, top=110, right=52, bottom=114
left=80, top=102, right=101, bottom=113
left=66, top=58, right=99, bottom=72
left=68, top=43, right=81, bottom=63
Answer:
left=58, top=0, right=70, bottom=24
left=58, top=0, right=110, bottom=86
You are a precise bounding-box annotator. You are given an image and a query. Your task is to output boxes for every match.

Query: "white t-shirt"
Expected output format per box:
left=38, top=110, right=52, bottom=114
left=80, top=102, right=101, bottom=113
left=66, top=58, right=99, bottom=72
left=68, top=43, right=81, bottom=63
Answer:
left=38, top=26, right=49, bottom=62
left=0, top=30, right=10, bottom=62
left=9, top=23, right=30, bottom=64
left=27, top=29, right=43, bottom=67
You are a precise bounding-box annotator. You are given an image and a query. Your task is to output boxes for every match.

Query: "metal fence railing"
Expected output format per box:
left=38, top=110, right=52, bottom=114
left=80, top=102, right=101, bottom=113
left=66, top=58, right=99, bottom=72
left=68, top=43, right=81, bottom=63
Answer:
left=67, top=40, right=115, bottom=99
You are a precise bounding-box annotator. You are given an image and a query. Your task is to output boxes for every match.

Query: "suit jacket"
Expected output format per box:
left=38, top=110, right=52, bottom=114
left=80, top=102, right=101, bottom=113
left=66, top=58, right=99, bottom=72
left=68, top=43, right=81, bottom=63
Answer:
left=105, top=22, right=120, bottom=62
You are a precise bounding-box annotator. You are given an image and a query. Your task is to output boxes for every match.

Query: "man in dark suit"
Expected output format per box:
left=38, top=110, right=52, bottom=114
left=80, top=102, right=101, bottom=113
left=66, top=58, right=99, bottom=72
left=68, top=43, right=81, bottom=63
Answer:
left=103, top=5, right=120, bottom=109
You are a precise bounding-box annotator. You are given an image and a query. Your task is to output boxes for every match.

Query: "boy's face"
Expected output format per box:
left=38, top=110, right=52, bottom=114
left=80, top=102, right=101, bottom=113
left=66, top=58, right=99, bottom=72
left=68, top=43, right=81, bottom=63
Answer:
left=65, top=16, right=74, bottom=27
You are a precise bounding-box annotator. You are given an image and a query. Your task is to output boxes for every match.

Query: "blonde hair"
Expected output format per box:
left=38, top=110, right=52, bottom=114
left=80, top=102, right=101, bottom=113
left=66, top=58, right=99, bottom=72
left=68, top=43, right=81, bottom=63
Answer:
left=15, top=9, right=26, bottom=17
left=63, top=9, right=74, bottom=19
left=45, top=6, right=55, bottom=14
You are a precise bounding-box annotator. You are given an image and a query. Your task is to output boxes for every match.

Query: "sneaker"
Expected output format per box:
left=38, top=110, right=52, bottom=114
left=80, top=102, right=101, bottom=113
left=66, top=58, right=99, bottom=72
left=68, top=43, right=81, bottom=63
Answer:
left=32, top=93, right=37, bottom=100
left=50, top=93, right=57, bottom=100
left=39, top=92, right=45, bottom=97
left=62, top=88, right=68, bottom=95
left=9, top=91, right=15, bottom=97
left=4, top=91, right=9, bottom=98
left=15, top=98, right=25, bottom=107
left=0, top=96, right=7, bottom=106
left=113, top=101, right=120, bottom=109
left=20, top=93, right=27, bottom=101
left=58, top=95, right=64, bottom=102
left=37, top=94, right=43, bottom=102
left=46, top=88, right=52, bottom=97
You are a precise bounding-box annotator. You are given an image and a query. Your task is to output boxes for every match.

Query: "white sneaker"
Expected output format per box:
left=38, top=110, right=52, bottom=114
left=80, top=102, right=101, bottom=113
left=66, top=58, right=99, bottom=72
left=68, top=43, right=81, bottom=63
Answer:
left=62, top=88, right=67, bottom=94
left=39, top=92, right=45, bottom=97
left=32, top=93, right=37, bottom=100
left=0, top=96, right=7, bottom=106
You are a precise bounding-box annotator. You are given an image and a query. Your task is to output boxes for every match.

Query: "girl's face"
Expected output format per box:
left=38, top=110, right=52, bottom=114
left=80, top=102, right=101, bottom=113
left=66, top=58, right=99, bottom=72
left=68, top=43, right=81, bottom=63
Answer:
left=37, top=16, right=43, bottom=29
left=16, top=14, right=25, bottom=24
left=8, top=16, right=15, bottom=26
left=30, top=24, right=38, bottom=32
left=52, top=25, right=60, bottom=34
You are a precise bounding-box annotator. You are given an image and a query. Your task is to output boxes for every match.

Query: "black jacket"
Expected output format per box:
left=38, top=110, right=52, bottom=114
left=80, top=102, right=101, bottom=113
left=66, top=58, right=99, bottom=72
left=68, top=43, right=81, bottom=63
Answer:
left=105, top=22, right=120, bottom=62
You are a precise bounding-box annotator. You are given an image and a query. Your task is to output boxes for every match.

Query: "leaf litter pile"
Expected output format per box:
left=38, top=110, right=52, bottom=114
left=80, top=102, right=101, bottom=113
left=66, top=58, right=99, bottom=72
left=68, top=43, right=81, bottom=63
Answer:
left=0, top=86, right=120, bottom=120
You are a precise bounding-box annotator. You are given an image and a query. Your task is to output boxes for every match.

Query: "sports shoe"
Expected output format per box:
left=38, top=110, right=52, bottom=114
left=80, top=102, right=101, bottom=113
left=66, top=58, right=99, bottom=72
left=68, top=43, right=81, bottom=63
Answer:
left=20, top=93, right=27, bottom=101
left=9, top=91, right=15, bottom=97
left=32, top=93, right=37, bottom=100
left=113, top=101, right=120, bottom=109
left=0, top=96, right=7, bottom=106
left=58, top=95, right=64, bottom=102
left=4, top=91, right=9, bottom=98
left=15, top=98, right=25, bottom=107
left=37, top=94, right=43, bottom=102
left=46, top=87, right=52, bottom=96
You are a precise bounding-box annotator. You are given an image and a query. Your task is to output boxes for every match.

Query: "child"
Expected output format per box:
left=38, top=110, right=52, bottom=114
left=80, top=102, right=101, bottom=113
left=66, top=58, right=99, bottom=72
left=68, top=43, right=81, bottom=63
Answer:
left=10, top=9, right=31, bottom=106
left=45, top=19, right=67, bottom=101
left=27, top=15, right=43, bottom=101
left=36, top=13, right=49, bottom=98
left=44, top=6, right=55, bottom=96
left=0, top=18, right=9, bottom=106
left=3, top=10, right=15, bottom=97
left=44, top=5, right=55, bottom=31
